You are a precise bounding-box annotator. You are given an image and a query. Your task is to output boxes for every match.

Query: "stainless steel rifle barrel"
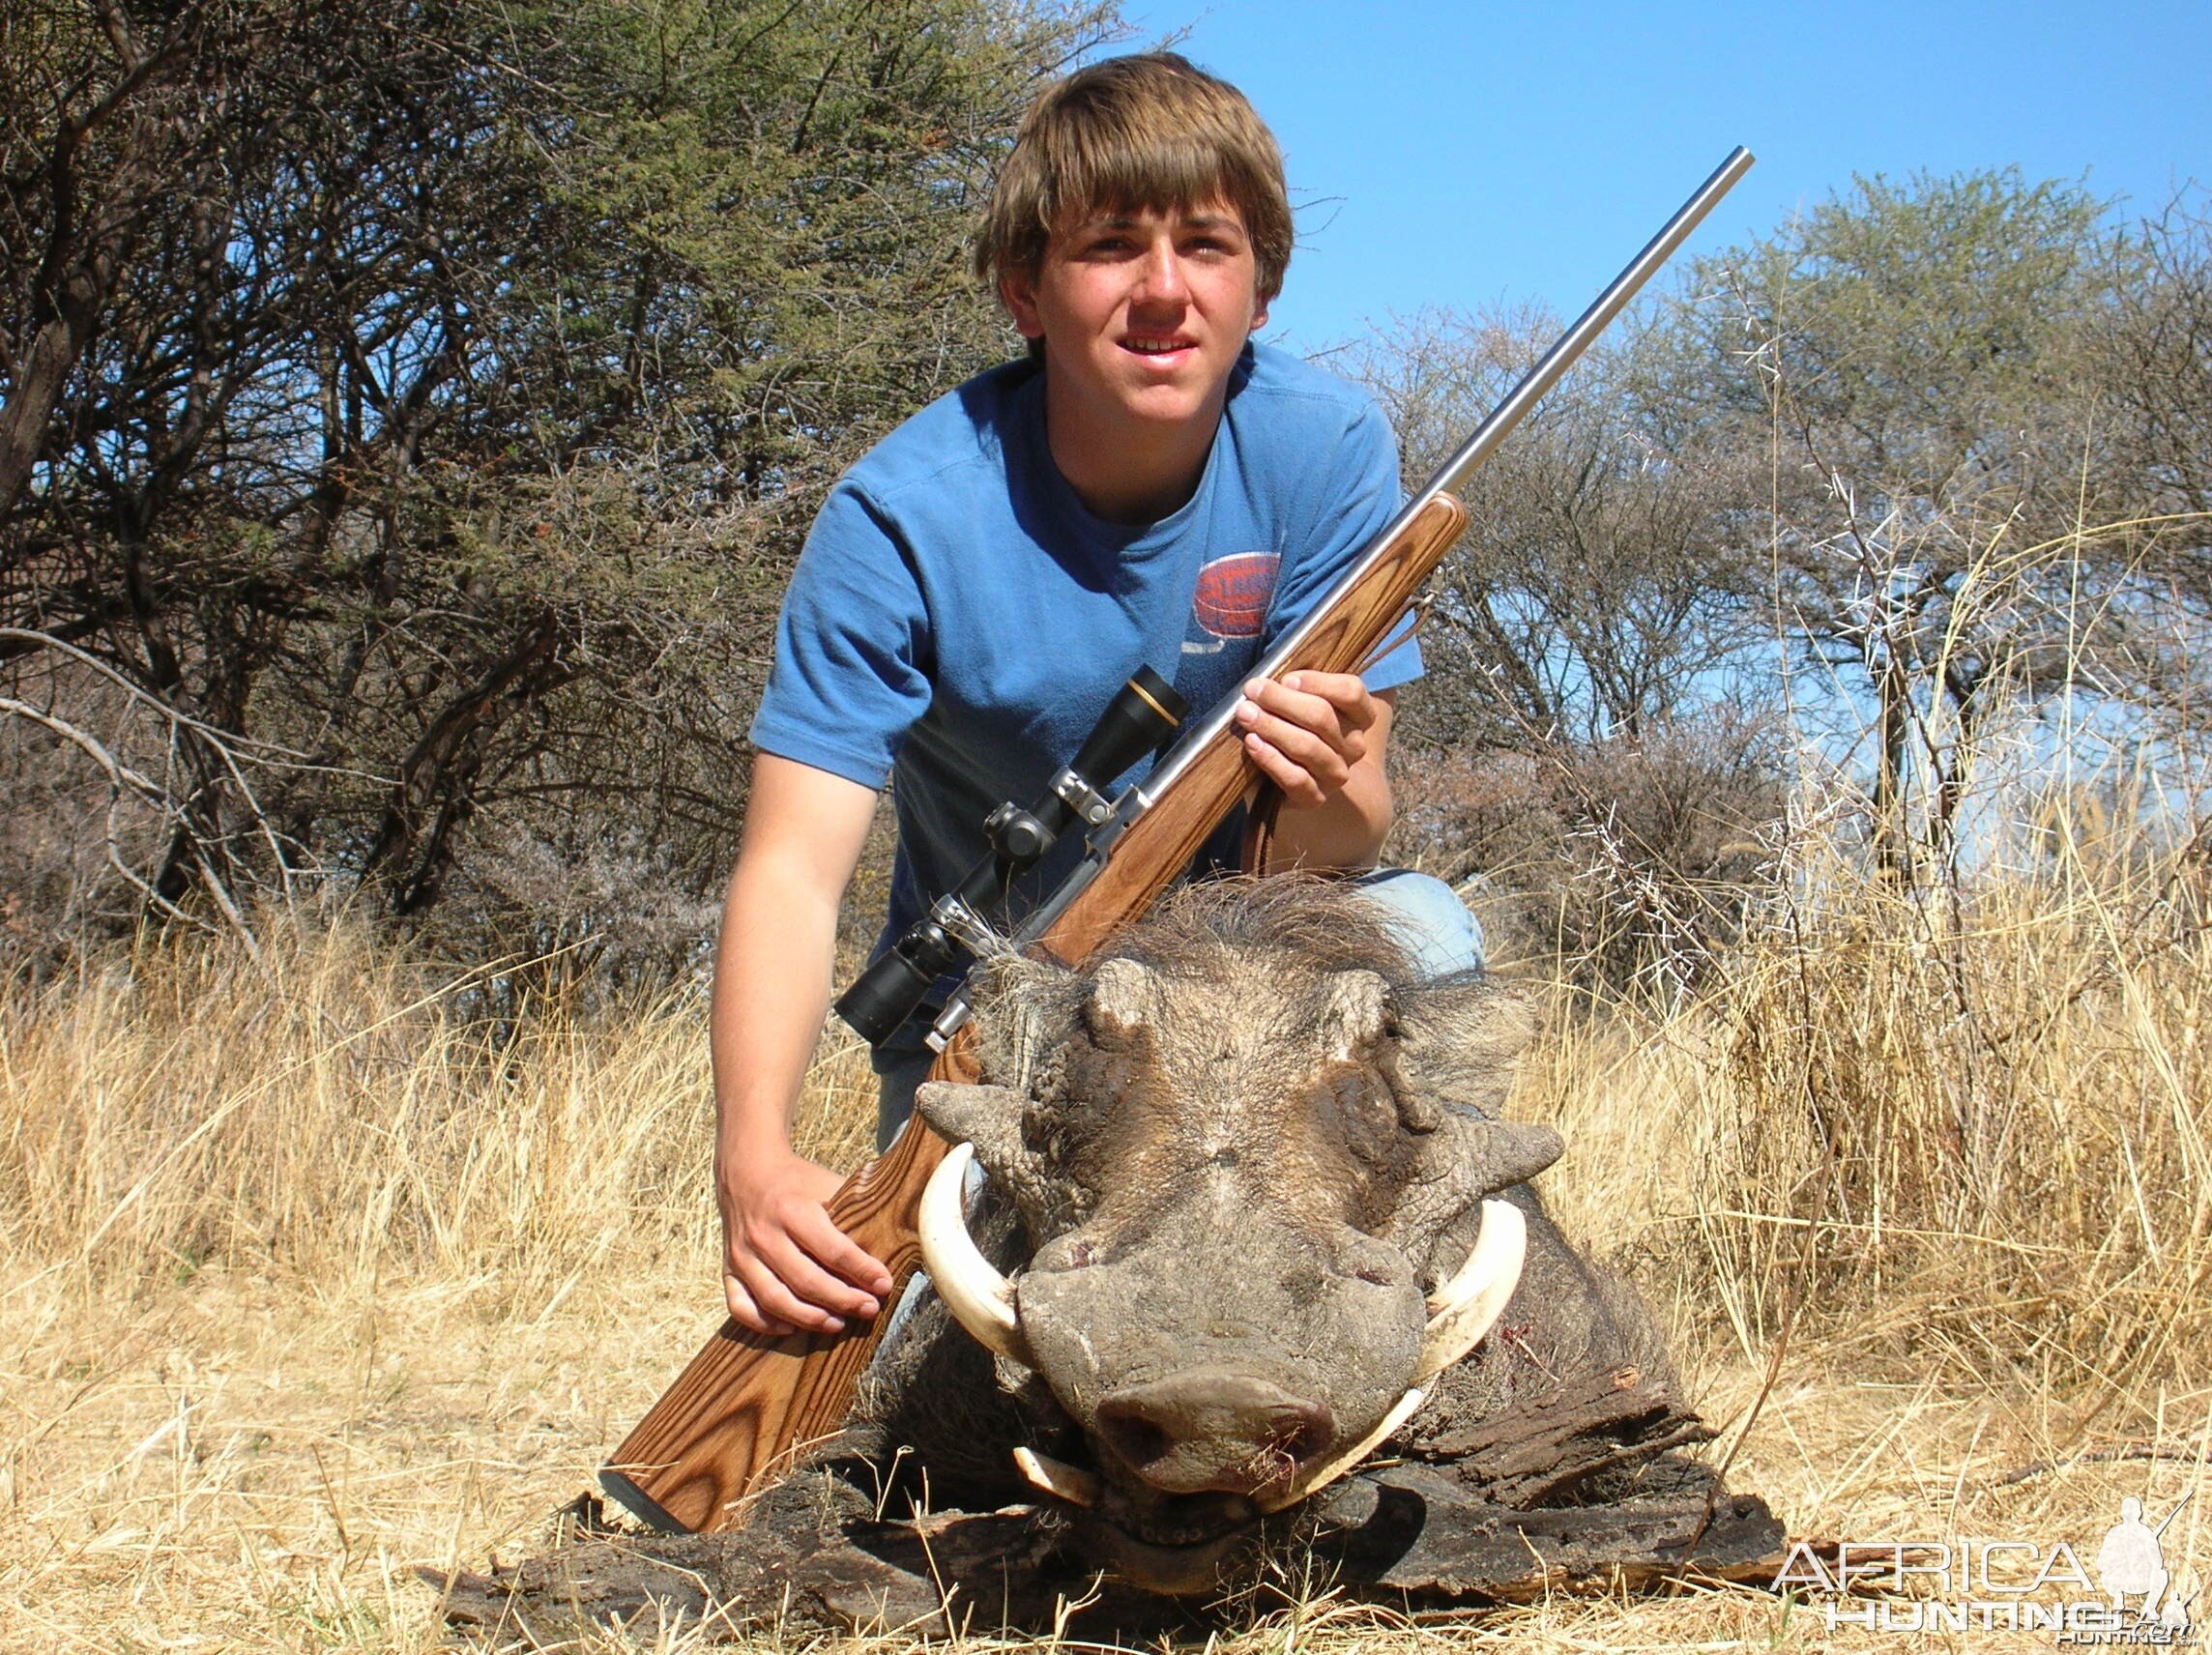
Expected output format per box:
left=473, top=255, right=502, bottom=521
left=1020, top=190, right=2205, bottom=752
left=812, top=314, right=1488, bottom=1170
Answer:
left=1140, top=144, right=1755, bottom=798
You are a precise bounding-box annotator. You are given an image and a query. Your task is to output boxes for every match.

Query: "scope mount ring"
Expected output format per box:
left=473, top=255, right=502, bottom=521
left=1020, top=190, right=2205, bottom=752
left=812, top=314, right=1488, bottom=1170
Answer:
left=1049, top=768, right=1116, bottom=828
left=924, top=993, right=973, bottom=1053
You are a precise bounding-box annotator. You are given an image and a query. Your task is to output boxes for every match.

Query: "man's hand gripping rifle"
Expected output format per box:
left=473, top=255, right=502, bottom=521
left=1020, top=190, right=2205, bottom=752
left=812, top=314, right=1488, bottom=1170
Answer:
left=600, top=145, right=1756, bottom=1535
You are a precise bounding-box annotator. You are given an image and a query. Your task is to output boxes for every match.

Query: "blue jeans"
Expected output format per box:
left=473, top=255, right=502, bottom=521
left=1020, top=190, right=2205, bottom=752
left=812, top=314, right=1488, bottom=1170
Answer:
left=870, top=868, right=1484, bottom=1148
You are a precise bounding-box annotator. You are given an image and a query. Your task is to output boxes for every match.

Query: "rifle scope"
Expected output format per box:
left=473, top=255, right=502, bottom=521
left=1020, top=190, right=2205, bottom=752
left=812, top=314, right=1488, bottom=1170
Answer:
left=834, top=664, right=1187, bottom=1047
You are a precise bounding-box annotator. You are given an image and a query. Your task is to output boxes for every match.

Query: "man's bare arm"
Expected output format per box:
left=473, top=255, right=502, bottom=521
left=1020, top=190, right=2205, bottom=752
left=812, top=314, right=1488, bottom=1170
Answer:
left=712, top=754, right=896, bottom=1337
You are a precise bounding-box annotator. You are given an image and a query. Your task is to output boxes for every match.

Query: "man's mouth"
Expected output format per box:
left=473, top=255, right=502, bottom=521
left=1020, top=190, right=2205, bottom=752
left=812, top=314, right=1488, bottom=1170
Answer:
left=1120, top=335, right=1196, bottom=359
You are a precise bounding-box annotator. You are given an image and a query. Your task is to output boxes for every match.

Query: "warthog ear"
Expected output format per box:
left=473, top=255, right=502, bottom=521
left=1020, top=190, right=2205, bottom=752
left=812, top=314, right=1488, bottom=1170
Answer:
left=1083, top=956, right=1156, bottom=1042
left=914, top=1081, right=1026, bottom=1174
left=1386, top=981, right=1555, bottom=1192
left=1391, top=980, right=1538, bottom=1119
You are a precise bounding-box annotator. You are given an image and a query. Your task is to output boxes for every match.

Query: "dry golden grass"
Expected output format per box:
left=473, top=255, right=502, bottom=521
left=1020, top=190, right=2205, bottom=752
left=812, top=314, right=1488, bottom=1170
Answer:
left=4, top=797, right=2208, bottom=1652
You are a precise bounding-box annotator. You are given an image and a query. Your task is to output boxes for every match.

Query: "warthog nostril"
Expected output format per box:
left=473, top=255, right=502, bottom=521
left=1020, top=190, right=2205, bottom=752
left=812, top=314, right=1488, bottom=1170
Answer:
left=1095, top=1410, right=1173, bottom=1469
left=1269, top=1408, right=1333, bottom=1464
left=1093, top=1369, right=1337, bottom=1495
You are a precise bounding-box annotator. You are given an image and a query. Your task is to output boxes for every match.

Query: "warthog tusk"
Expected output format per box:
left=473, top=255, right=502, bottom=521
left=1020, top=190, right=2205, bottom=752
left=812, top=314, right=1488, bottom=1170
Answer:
left=1414, top=1198, right=1527, bottom=1382
left=1253, top=1385, right=1426, bottom=1515
left=1012, top=1445, right=1102, bottom=1508
left=918, top=1141, right=1031, bottom=1367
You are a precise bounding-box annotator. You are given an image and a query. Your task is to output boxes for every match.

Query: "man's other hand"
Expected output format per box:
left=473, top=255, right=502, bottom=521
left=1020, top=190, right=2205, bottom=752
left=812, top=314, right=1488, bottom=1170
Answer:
left=716, top=1143, right=895, bottom=1338
left=1233, top=670, right=1380, bottom=808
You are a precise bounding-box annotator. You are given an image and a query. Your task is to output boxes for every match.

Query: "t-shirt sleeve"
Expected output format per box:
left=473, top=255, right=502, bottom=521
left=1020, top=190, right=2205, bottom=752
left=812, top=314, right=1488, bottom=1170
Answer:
left=747, top=480, right=934, bottom=789
left=1262, top=395, right=1425, bottom=694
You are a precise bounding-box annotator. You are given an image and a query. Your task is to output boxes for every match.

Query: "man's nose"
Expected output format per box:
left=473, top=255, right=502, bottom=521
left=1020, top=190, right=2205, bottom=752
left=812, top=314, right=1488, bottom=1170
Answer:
left=1132, top=238, right=1188, bottom=304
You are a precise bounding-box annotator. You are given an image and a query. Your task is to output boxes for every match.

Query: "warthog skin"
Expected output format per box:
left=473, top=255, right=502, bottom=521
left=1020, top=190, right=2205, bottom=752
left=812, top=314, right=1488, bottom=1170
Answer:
left=854, top=877, right=1671, bottom=1595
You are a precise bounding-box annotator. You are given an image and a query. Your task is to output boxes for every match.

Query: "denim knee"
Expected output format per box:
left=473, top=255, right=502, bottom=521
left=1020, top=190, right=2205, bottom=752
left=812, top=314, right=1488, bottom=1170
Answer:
left=1347, top=866, right=1486, bottom=979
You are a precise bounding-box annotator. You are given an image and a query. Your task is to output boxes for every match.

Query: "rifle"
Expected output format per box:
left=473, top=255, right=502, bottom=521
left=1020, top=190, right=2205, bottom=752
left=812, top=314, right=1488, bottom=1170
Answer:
left=599, top=145, right=1755, bottom=1534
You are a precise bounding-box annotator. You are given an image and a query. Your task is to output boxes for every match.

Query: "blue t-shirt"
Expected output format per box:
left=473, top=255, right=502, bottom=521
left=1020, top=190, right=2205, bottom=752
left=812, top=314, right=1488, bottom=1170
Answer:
left=749, top=340, right=1421, bottom=964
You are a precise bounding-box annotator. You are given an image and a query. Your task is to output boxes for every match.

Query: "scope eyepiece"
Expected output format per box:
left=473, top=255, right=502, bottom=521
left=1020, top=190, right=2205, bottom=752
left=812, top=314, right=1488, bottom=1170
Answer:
left=835, top=923, right=955, bottom=1047
left=1069, top=665, right=1185, bottom=791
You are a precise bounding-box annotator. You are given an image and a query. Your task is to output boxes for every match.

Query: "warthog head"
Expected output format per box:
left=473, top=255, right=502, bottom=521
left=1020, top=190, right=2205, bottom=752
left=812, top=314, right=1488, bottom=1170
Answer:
left=913, top=878, right=1559, bottom=1590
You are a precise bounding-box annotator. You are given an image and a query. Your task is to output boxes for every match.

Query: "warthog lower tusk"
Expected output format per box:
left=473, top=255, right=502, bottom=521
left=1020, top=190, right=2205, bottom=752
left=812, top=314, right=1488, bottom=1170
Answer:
left=1415, top=1198, right=1527, bottom=1383
left=917, top=1141, right=1032, bottom=1367
left=1012, top=1445, right=1102, bottom=1508
left=1254, top=1385, right=1426, bottom=1515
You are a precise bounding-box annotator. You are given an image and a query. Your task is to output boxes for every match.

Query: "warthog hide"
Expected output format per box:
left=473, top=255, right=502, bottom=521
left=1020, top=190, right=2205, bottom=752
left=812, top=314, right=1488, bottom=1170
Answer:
left=864, top=877, right=1765, bottom=1596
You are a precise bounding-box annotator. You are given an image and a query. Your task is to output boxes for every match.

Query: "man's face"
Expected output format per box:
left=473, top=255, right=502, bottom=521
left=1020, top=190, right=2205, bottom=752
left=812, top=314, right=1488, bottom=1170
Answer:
left=1000, top=200, right=1270, bottom=436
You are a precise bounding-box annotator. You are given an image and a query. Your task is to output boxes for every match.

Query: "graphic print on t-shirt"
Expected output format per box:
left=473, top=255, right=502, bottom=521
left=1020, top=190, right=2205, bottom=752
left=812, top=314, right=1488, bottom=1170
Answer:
left=1184, top=551, right=1280, bottom=656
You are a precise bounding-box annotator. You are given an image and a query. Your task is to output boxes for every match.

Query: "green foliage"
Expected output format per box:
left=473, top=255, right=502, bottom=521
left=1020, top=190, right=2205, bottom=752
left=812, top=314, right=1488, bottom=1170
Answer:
left=7, top=14, right=2206, bottom=979
left=1367, top=169, right=2204, bottom=967
left=1350, top=305, right=1769, bottom=753
left=1684, top=168, right=2127, bottom=515
left=0, top=0, right=1117, bottom=970
left=1650, top=169, right=2158, bottom=880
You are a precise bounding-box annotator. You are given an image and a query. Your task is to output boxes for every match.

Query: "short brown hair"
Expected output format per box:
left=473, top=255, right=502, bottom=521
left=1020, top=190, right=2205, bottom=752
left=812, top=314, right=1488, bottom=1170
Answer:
left=975, top=52, right=1294, bottom=305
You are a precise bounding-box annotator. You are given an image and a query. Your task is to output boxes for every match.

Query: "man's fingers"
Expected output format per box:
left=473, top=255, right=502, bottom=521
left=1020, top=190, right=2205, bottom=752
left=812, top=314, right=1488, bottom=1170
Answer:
left=1281, top=671, right=1378, bottom=726
left=1239, top=675, right=1371, bottom=766
left=788, top=1205, right=895, bottom=1300
left=717, top=1148, right=894, bottom=1338
left=1241, top=731, right=1327, bottom=808
left=1264, top=705, right=1364, bottom=771
left=1253, top=672, right=1377, bottom=733
left=1237, top=701, right=1354, bottom=789
left=723, top=1271, right=800, bottom=1339
left=1241, top=676, right=1342, bottom=744
left=755, top=1225, right=882, bottom=1322
left=733, top=1249, right=848, bottom=1335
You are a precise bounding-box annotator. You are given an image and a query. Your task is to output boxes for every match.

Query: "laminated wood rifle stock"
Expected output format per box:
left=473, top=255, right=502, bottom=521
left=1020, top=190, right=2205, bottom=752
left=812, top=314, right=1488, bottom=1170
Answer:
left=598, top=1067, right=963, bottom=1533
left=598, top=145, right=1754, bottom=1534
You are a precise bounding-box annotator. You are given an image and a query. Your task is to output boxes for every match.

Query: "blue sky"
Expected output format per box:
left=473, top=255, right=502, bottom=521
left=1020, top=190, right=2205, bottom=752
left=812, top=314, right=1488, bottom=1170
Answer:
left=1111, top=0, right=2212, bottom=351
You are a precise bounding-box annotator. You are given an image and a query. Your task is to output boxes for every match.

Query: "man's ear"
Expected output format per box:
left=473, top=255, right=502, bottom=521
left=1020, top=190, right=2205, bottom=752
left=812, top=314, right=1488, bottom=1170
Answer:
left=1250, top=299, right=1269, bottom=332
left=998, top=270, right=1045, bottom=340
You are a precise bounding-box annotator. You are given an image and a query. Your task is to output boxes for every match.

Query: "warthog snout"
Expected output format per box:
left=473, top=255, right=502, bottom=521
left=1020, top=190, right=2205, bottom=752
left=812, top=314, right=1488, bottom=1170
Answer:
left=1093, top=1368, right=1335, bottom=1494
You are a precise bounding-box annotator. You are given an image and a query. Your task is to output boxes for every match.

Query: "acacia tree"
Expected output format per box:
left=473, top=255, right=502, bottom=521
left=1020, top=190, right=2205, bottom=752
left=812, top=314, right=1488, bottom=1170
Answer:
left=0, top=0, right=1112, bottom=968
left=1350, top=306, right=1766, bottom=753
left=2104, top=192, right=2212, bottom=607
left=1662, top=169, right=2146, bottom=882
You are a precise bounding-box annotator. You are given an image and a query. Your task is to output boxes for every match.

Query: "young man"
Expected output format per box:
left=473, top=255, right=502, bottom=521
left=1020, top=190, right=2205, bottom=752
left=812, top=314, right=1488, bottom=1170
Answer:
left=713, top=54, right=1481, bottom=1339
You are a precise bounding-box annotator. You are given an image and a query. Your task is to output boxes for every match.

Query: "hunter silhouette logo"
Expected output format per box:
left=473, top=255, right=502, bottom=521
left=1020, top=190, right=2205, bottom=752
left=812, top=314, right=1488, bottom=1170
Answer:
left=1772, top=1492, right=2198, bottom=1641
left=2098, top=1495, right=2195, bottom=1630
